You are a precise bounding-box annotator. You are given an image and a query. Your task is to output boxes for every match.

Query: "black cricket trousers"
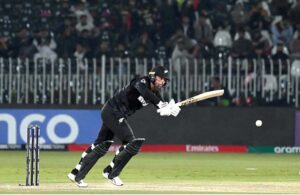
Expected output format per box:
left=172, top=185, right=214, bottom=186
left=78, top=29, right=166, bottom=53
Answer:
left=94, top=103, right=135, bottom=145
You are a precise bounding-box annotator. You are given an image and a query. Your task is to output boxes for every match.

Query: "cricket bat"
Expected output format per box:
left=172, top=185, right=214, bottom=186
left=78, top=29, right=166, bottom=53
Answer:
left=176, top=89, right=224, bottom=107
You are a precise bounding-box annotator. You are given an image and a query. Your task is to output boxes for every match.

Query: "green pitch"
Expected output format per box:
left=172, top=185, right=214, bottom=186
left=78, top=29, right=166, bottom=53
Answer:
left=1, top=151, right=300, bottom=194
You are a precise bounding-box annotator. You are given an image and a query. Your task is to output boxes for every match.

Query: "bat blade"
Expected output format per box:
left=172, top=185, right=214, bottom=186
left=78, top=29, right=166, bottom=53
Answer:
left=176, top=89, right=224, bottom=107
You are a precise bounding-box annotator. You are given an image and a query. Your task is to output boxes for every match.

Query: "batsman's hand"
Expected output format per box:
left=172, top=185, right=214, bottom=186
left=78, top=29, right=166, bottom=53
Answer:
left=157, top=105, right=172, bottom=116
left=157, top=99, right=181, bottom=117
left=168, top=99, right=181, bottom=117
left=157, top=101, right=168, bottom=109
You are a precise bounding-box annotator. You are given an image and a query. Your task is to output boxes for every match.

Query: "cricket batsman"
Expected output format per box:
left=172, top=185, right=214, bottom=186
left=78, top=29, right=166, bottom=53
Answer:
left=68, top=65, right=181, bottom=187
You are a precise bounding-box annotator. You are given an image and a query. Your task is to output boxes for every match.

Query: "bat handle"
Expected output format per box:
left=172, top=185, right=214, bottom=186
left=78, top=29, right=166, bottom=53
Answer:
left=175, top=103, right=182, bottom=107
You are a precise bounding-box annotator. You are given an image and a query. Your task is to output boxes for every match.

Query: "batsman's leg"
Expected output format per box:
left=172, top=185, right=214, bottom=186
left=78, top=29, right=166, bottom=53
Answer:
left=68, top=123, right=114, bottom=187
left=68, top=140, right=113, bottom=187
left=106, top=138, right=145, bottom=186
left=75, top=141, right=113, bottom=182
left=102, top=144, right=126, bottom=178
left=69, top=144, right=94, bottom=178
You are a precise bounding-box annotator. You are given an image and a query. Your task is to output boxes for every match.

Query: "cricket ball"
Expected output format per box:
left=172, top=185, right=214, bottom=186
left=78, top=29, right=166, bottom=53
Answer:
left=255, top=120, right=262, bottom=127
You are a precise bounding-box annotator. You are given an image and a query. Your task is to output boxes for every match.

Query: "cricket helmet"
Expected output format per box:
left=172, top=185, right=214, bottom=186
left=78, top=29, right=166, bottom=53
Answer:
left=149, top=65, right=169, bottom=81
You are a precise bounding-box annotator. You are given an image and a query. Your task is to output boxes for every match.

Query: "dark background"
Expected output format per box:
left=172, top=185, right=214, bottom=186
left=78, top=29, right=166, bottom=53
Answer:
left=129, top=106, right=295, bottom=146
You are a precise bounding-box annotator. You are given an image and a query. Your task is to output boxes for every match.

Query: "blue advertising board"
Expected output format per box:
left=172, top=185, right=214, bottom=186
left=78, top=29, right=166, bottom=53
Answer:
left=0, top=109, right=101, bottom=144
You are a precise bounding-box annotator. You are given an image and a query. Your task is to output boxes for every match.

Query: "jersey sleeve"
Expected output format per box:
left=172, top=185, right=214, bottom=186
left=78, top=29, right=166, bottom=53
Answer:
left=155, top=91, right=164, bottom=101
left=134, top=78, right=161, bottom=105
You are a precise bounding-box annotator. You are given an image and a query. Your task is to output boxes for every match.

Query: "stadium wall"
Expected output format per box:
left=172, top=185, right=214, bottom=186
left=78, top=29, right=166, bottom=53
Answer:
left=130, top=106, right=295, bottom=146
left=0, top=106, right=296, bottom=146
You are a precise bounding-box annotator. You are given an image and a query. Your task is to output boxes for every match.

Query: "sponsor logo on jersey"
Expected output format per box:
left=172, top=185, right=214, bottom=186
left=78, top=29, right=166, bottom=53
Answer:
left=138, top=96, right=148, bottom=106
left=140, top=79, right=146, bottom=84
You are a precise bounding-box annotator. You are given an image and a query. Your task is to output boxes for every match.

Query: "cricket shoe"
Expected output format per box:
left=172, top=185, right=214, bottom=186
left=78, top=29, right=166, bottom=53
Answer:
left=67, top=173, right=88, bottom=188
left=102, top=172, right=109, bottom=179
left=110, top=176, right=123, bottom=186
left=102, top=172, right=123, bottom=186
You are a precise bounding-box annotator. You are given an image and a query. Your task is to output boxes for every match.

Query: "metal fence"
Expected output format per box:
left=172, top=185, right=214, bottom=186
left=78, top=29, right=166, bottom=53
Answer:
left=0, top=56, right=299, bottom=107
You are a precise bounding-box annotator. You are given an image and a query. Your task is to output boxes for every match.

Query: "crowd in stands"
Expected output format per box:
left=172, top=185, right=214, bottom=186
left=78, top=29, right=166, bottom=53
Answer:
left=0, top=0, right=299, bottom=63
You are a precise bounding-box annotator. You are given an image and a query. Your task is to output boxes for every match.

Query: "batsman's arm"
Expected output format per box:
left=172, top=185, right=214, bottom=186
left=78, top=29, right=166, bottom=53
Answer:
left=134, top=80, right=161, bottom=105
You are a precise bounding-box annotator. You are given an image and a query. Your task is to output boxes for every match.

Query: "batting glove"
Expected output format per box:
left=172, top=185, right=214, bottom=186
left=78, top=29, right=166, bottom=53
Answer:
left=157, top=105, right=172, bottom=116
left=168, top=99, right=181, bottom=117
left=157, top=101, right=168, bottom=109
left=157, top=99, right=181, bottom=117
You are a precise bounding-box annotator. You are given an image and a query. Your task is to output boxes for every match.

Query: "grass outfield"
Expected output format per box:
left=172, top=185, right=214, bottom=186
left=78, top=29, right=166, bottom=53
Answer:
left=1, top=151, right=300, bottom=194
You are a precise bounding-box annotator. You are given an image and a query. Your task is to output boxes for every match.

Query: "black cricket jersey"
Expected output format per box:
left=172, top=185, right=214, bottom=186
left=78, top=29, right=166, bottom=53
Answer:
left=107, top=76, right=163, bottom=119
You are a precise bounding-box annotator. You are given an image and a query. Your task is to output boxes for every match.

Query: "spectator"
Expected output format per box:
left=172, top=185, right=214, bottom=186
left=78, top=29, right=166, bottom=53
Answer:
left=289, top=24, right=300, bottom=60
left=126, top=0, right=143, bottom=41
left=78, top=29, right=96, bottom=52
left=213, top=23, right=232, bottom=59
left=158, top=0, right=180, bottom=43
left=166, top=28, right=196, bottom=57
left=10, top=27, right=36, bottom=59
left=32, top=27, right=57, bottom=63
left=234, top=26, right=252, bottom=41
left=194, top=12, right=213, bottom=47
left=140, top=6, right=156, bottom=34
left=166, top=28, right=185, bottom=49
left=33, top=27, right=57, bottom=51
left=213, top=24, right=232, bottom=48
left=193, top=12, right=214, bottom=58
left=210, top=1, right=229, bottom=29
left=56, top=23, right=77, bottom=59
left=0, top=0, right=298, bottom=63
left=252, top=29, right=272, bottom=58
left=114, top=42, right=129, bottom=58
left=94, top=40, right=112, bottom=59
left=231, top=95, right=247, bottom=107
left=114, top=8, right=133, bottom=44
left=33, top=42, right=58, bottom=62
left=271, top=40, right=289, bottom=74
left=134, top=45, right=148, bottom=59
left=270, top=0, right=291, bottom=17
left=57, top=0, right=72, bottom=18
left=231, top=27, right=254, bottom=59
left=130, top=31, right=155, bottom=58
left=71, top=1, right=94, bottom=25
left=230, top=1, right=248, bottom=30
left=55, top=16, right=74, bottom=37
left=272, top=41, right=289, bottom=61
left=289, top=0, right=300, bottom=26
left=208, top=77, right=232, bottom=106
left=74, top=42, right=89, bottom=69
left=155, top=45, right=167, bottom=59
left=179, top=15, right=195, bottom=39
left=0, top=34, right=10, bottom=58
left=171, top=37, right=194, bottom=72
left=247, top=1, right=271, bottom=30
left=76, top=14, right=95, bottom=33
left=197, top=0, right=214, bottom=13
left=271, top=16, right=294, bottom=48
left=181, top=0, right=197, bottom=24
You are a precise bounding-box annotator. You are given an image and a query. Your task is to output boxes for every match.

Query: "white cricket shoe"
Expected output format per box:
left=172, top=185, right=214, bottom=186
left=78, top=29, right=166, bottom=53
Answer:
left=75, top=180, right=88, bottom=188
left=67, top=173, right=76, bottom=182
left=102, top=172, right=123, bottom=186
left=110, top=176, right=123, bottom=186
left=67, top=173, right=88, bottom=188
left=102, top=172, right=109, bottom=179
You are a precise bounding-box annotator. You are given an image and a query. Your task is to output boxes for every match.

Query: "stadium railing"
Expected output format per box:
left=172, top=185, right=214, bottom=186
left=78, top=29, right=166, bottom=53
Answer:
left=0, top=56, right=299, bottom=107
